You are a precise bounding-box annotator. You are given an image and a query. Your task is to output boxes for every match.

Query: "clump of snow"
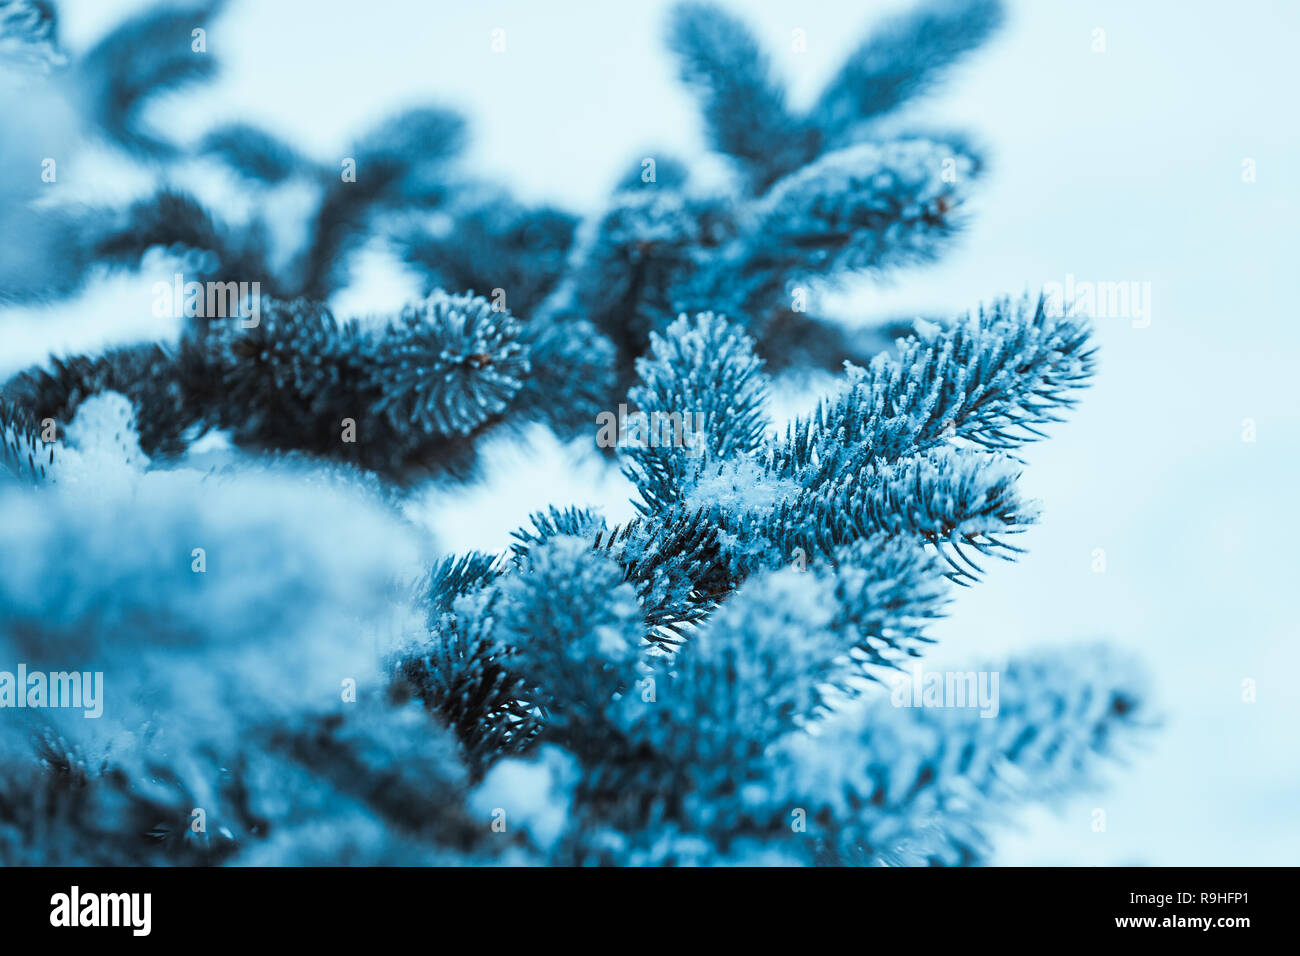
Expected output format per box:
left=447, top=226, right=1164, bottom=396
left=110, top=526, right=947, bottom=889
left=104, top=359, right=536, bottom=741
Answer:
left=56, top=391, right=149, bottom=489
left=469, top=745, right=579, bottom=853
left=682, top=457, right=801, bottom=516
left=0, top=461, right=431, bottom=766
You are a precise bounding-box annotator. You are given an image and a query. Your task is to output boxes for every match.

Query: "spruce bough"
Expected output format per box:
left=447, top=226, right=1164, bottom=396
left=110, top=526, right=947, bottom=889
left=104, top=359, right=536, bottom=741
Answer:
left=0, top=0, right=1149, bottom=865
left=1, top=302, right=1147, bottom=865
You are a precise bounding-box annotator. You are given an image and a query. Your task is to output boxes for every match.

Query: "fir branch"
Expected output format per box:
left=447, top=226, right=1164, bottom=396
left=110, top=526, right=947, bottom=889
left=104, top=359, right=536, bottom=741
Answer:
left=351, top=106, right=467, bottom=205
left=401, top=595, right=541, bottom=769
left=508, top=315, right=617, bottom=443
left=367, top=292, right=530, bottom=437
left=199, top=122, right=306, bottom=184
left=495, top=536, right=645, bottom=730
left=564, top=189, right=710, bottom=384
left=735, top=139, right=972, bottom=311
left=561, top=138, right=975, bottom=382
left=815, top=0, right=1005, bottom=138
left=75, top=0, right=226, bottom=156
left=666, top=2, right=819, bottom=189
left=776, top=644, right=1149, bottom=865
left=817, top=448, right=1036, bottom=584
left=622, top=313, right=769, bottom=512
left=93, top=189, right=275, bottom=296
left=630, top=566, right=850, bottom=749
left=510, top=506, right=608, bottom=562
left=422, top=551, right=507, bottom=616
left=0, top=397, right=54, bottom=484
left=203, top=292, right=531, bottom=476
left=2, top=343, right=197, bottom=458
left=395, top=192, right=578, bottom=318
left=1, top=292, right=609, bottom=481
left=594, top=504, right=740, bottom=644
left=820, top=535, right=950, bottom=670
left=771, top=295, right=1095, bottom=487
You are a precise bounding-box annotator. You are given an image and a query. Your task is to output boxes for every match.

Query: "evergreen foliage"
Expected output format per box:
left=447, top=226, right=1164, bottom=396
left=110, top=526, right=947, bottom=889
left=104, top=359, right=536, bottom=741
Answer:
left=5, top=0, right=1001, bottom=475
left=0, top=0, right=1150, bottom=866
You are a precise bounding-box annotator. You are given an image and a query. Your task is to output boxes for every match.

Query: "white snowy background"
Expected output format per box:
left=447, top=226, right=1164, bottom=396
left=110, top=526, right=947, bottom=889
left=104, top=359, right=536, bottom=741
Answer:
left=4, top=0, right=1297, bottom=864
